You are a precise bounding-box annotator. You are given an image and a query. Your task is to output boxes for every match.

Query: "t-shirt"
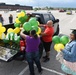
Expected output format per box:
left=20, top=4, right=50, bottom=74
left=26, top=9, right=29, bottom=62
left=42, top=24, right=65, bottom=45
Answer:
left=26, top=36, right=40, bottom=52
left=42, top=26, right=54, bottom=42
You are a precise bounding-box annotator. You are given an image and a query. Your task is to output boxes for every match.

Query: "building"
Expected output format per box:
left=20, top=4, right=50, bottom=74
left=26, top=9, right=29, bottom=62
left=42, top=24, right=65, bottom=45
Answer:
left=0, top=3, right=33, bottom=11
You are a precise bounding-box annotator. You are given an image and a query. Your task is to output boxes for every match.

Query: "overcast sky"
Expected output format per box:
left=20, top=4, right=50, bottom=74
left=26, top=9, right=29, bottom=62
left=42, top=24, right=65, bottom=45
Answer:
left=0, top=0, right=76, bottom=8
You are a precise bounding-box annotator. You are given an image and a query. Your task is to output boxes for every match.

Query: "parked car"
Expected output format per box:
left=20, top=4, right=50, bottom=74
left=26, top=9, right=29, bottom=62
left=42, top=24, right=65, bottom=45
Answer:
left=66, top=10, right=72, bottom=15
left=31, top=12, right=60, bottom=35
left=59, top=9, right=66, bottom=12
left=16, top=9, right=21, bottom=12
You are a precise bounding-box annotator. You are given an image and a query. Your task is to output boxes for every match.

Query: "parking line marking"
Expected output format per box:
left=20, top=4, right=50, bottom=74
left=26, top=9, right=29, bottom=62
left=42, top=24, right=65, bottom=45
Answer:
left=42, top=66, right=65, bottom=75
left=18, top=65, right=29, bottom=75
left=70, top=16, right=76, bottom=23
left=19, top=61, right=65, bottom=75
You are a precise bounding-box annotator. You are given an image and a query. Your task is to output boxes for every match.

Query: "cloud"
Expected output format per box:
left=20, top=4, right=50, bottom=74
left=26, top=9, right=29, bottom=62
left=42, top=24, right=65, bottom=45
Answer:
left=0, top=0, right=76, bottom=7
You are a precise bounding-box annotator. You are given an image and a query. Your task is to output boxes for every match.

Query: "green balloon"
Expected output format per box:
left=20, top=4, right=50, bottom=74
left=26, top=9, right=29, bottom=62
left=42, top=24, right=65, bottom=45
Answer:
left=14, top=23, right=20, bottom=27
left=52, top=36, right=60, bottom=44
left=24, top=15, right=28, bottom=20
left=21, top=10, right=26, bottom=13
left=9, top=32, right=15, bottom=41
left=29, top=18, right=38, bottom=27
left=3, top=39, right=9, bottom=43
left=23, top=22, right=32, bottom=31
left=19, top=16, right=28, bottom=24
left=19, top=17, right=24, bottom=23
left=60, top=36, right=69, bottom=45
left=31, top=26, right=38, bottom=32
left=15, top=36, right=20, bottom=44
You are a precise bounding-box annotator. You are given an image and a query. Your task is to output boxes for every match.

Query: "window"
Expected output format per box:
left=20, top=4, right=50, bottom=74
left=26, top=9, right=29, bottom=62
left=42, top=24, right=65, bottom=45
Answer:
left=43, top=14, right=50, bottom=23
left=49, top=14, right=55, bottom=21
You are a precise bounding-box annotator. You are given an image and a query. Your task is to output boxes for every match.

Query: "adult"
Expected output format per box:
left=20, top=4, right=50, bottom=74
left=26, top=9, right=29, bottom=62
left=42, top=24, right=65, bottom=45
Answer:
left=9, top=14, right=13, bottom=24
left=20, top=30, right=42, bottom=75
left=40, top=20, right=54, bottom=62
left=0, top=14, right=4, bottom=25
left=60, top=29, right=76, bottom=75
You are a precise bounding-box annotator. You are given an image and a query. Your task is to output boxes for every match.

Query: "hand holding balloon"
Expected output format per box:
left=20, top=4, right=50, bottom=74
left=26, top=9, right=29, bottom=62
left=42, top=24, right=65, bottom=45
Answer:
left=52, top=35, right=69, bottom=52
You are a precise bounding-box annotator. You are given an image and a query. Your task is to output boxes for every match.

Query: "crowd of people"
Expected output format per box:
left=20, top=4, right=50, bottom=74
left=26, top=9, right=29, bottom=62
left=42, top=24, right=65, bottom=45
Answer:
left=20, top=19, right=76, bottom=75
left=0, top=14, right=13, bottom=24
left=1, top=13, right=76, bottom=75
left=20, top=20, right=54, bottom=75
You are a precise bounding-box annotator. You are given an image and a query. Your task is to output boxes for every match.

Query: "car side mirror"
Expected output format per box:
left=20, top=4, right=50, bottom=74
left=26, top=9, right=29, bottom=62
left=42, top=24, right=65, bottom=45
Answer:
left=53, top=19, right=59, bottom=24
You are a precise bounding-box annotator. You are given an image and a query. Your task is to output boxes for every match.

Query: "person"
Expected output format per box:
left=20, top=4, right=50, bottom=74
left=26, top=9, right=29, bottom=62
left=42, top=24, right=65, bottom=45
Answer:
left=9, top=14, right=13, bottom=23
left=39, top=20, right=54, bottom=62
left=0, top=14, right=4, bottom=25
left=20, top=30, right=42, bottom=75
left=60, top=29, right=76, bottom=75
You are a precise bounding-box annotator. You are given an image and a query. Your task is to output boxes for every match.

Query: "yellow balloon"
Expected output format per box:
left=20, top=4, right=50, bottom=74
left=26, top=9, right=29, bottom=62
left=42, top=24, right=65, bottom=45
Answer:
left=37, top=21, right=40, bottom=25
left=54, top=44, right=64, bottom=52
left=15, top=18, right=21, bottom=23
left=21, top=12, right=25, bottom=17
left=0, top=33, right=6, bottom=39
left=54, top=44, right=58, bottom=51
left=7, top=28, right=14, bottom=33
left=0, top=23, right=2, bottom=27
left=37, top=27, right=41, bottom=35
left=1, top=27, right=6, bottom=33
left=13, top=27, right=20, bottom=34
left=17, top=13, right=22, bottom=18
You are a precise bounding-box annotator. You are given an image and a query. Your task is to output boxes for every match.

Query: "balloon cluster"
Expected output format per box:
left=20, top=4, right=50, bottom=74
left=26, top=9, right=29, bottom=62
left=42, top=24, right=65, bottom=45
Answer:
left=0, top=22, right=20, bottom=44
left=23, top=18, right=41, bottom=35
left=0, top=23, right=6, bottom=39
left=0, top=23, right=6, bottom=34
left=4, top=32, right=20, bottom=44
left=14, top=10, right=28, bottom=27
left=52, top=35, right=69, bottom=52
left=3, top=27, right=20, bottom=44
left=3, top=10, right=27, bottom=44
left=0, top=10, right=41, bottom=44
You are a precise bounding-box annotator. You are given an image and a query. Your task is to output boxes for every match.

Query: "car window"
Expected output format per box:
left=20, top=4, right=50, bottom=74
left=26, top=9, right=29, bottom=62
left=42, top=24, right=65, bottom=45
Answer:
left=36, top=16, right=42, bottom=24
left=43, top=14, right=50, bottom=23
left=49, top=14, right=55, bottom=21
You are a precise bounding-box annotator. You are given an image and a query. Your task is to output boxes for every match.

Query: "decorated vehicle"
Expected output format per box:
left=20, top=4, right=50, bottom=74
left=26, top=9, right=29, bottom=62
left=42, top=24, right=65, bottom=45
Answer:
left=0, top=10, right=60, bottom=61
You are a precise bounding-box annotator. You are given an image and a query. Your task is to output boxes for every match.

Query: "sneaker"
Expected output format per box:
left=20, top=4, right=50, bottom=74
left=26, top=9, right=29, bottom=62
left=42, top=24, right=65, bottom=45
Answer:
left=43, top=56, right=47, bottom=59
left=39, top=69, right=43, bottom=75
left=30, top=73, right=35, bottom=75
left=43, top=58, right=50, bottom=62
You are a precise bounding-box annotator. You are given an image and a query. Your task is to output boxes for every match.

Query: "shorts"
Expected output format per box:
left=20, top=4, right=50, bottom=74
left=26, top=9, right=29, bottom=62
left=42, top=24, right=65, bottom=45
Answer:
left=42, top=41, right=52, bottom=52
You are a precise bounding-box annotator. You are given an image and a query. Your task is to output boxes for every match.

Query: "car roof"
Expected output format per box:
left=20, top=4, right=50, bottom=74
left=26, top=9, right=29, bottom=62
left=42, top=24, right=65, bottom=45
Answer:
left=32, top=12, right=52, bottom=15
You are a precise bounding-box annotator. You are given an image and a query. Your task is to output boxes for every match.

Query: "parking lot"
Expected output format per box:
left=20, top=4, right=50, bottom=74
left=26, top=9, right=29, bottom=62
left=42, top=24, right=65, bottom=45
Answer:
left=0, top=10, right=76, bottom=75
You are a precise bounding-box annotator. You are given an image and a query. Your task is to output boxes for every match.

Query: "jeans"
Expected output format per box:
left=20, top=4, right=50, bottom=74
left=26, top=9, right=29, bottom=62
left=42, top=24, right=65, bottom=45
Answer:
left=26, top=51, right=42, bottom=75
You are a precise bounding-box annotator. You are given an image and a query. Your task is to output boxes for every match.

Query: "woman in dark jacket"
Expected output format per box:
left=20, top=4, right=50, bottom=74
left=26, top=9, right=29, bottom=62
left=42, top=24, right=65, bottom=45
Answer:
left=9, top=14, right=13, bottom=23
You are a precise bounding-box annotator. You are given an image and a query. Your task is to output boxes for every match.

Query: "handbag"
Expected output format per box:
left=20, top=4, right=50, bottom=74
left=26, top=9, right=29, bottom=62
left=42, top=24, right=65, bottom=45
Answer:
left=56, top=51, right=64, bottom=64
